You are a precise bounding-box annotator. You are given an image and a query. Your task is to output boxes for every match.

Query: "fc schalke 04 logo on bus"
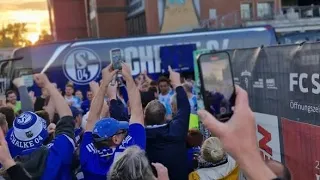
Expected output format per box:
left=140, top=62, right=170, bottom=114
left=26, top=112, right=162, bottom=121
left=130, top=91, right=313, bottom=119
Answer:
left=63, top=48, right=101, bottom=85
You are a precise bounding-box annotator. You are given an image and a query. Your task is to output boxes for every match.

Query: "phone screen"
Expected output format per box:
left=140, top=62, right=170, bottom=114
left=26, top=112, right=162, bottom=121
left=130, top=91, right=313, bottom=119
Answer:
left=198, top=52, right=235, bottom=121
left=110, top=49, right=123, bottom=70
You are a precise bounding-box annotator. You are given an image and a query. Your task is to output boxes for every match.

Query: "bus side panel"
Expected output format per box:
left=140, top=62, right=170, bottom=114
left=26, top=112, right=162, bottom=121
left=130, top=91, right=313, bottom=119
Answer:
left=15, top=28, right=276, bottom=96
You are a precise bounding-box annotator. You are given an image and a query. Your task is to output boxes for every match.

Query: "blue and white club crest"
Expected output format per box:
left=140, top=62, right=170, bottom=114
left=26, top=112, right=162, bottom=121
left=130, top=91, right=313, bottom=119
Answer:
left=16, top=113, right=33, bottom=125
left=25, top=131, right=33, bottom=138
left=63, top=48, right=101, bottom=85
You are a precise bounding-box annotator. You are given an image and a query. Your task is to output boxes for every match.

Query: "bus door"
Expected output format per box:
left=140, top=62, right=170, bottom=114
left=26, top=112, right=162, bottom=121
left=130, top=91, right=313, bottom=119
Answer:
left=0, top=59, right=11, bottom=103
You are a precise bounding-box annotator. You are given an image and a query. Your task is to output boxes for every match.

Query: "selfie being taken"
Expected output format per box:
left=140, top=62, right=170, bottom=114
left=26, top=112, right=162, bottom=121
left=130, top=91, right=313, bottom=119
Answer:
left=2, top=0, right=320, bottom=179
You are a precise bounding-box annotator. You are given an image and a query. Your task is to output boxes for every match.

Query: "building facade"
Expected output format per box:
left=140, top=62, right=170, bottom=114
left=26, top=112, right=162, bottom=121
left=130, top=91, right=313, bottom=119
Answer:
left=48, top=0, right=88, bottom=41
left=49, top=0, right=299, bottom=41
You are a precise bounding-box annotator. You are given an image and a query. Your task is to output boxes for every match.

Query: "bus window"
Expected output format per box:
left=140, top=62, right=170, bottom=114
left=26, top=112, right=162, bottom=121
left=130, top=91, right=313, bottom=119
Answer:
left=11, top=48, right=33, bottom=80
left=0, top=60, right=12, bottom=95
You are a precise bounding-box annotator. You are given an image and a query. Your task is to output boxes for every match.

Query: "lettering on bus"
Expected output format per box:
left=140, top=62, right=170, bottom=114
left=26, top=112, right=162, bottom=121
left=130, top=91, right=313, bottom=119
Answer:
left=124, top=39, right=229, bottom=76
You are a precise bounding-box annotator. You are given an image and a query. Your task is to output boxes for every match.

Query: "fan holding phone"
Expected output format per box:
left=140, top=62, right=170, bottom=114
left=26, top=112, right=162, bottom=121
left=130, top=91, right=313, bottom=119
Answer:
left=197, top=51, right=236, bottom=122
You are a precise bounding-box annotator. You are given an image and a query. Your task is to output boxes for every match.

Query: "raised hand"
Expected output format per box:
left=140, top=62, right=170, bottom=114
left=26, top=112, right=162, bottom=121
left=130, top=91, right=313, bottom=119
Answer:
left=13, top=77, right=25, bottom=88
left=102, top=64, right=118, bottom=86
left=197, top=86, right=277, bottom=179
left=89, top=81, right=100, bottom=95
left=168, top=66, right=181, bottom=89
left=152, top=163, right=169, bottom=180
left=34, top=74, right=51, bottom=88
left=197, top=86, right=256, bottom=159
left=0, top=128, right=15, bottom=170
left=28, top=91, right=35, bottom=98
left=47, top=123, right=56, bottom=134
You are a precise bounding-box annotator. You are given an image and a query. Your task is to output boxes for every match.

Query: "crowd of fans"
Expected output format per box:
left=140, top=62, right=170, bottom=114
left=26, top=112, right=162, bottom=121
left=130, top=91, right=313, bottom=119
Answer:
left=0, top=63, right=291, bottom=180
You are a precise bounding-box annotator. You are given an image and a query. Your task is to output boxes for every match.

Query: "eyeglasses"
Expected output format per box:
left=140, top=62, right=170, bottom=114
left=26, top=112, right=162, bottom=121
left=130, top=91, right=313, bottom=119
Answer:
left=92, top=130, right=128, bottom=143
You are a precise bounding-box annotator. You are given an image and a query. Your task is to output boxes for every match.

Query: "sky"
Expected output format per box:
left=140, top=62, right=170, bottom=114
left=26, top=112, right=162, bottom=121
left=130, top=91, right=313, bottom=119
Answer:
left=0, top=0, right=50, bottom=44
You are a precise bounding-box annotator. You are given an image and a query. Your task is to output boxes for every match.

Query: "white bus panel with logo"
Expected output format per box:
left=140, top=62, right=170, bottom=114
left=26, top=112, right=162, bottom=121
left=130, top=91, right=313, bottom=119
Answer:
left=1, top=25, right=277, bottom=95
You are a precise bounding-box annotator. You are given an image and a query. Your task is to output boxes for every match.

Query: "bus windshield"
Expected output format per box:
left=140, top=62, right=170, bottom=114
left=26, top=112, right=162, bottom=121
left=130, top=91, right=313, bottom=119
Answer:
left=0, top=59, right=12, bottom=96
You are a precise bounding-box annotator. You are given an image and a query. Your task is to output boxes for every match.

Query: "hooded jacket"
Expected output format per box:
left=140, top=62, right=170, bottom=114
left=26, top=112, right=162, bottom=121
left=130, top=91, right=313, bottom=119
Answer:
left=189, top=155, right=240, bottom=180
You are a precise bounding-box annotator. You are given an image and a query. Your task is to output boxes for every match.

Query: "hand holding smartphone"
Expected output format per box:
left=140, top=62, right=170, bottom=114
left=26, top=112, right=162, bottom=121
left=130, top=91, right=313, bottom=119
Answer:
left=197, top=51, right=235, bottom=122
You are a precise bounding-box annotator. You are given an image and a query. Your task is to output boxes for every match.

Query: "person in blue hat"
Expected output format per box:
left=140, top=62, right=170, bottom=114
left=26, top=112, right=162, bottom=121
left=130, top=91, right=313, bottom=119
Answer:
left=80, top=63, right=146, bottom=180
left=5, top=111, right=49, bottom=158
left=0, top=73, right=76, bottom=180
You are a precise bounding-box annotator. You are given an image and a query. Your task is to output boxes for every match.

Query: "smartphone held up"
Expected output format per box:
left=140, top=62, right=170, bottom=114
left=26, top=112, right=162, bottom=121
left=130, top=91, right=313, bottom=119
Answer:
left=196, top=51, right=236, bottom=122
left=109, top=48, right=124, bottom=86
left=110, top=48, right=124, bottom=70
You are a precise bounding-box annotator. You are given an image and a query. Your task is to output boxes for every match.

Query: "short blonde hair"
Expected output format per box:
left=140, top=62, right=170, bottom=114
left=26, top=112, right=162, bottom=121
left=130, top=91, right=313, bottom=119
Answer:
left=108, top=146, right=155, bottom=180
left=201, top=137, right=225, bottom=163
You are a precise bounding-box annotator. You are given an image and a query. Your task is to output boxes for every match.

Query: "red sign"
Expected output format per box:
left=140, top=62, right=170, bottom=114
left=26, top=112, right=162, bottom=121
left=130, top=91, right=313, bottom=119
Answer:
left=258, top=125, right=273, bottom=160
left=282, top=118, right=320, bottom=180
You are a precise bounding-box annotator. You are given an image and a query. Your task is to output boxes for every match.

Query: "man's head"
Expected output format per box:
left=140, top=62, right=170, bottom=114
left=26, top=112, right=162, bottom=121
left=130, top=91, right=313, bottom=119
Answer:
left=187, top=129, right=203, bottom=148
left=141, top=91, right=156, bottom=110
left=75, top=90, right=83, bottom=100
left=0, top=106, right=15, bottom=128
left=87, top=90, right=93, bottom=101
left=92, top=118, right=129, bottom=148
left=65, top=84, right=74, bottom=96
left=266, top=160, right=291, bottom=180
left=6, top=90, right=17, bottom=104
left=144, top=100, right=166, bottom=126
left=35, top=110, right=50, bottom=127
left=158, top=77, right=170, bottom=95
left=0, top=113, right=8, bottom=135
left=70, top=106, right=82, bottom=129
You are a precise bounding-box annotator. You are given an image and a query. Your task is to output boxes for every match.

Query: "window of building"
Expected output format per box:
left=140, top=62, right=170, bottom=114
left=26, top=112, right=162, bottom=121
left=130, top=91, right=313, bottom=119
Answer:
left=241, top=3, right=252, bottom=20
left=257, top=2, right=274, bottom=19
left=209, top=9, right=217, bottom=20
left=127, top=13, right=147, bottom=36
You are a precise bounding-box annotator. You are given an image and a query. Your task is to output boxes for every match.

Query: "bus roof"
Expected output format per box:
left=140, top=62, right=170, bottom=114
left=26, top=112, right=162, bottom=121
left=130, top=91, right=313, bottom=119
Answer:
left=25, top=25, right=274, bottom=48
